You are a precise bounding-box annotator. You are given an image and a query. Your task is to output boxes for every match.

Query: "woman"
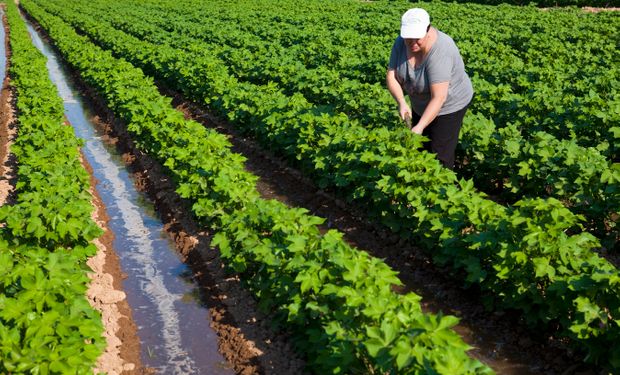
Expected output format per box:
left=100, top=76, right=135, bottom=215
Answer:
left=386, top=8, right=473, bottom=170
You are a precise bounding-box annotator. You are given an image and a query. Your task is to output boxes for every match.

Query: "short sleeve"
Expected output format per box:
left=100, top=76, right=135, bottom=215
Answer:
left=388, top=37, right=402, bottom=70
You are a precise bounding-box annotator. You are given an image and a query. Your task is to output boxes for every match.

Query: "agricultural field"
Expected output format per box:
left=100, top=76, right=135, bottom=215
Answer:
left=1, top=0, right=619, bottom=373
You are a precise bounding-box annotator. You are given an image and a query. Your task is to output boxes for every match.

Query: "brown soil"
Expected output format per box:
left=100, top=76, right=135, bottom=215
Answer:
left=0, top=9, right=16, bottom=207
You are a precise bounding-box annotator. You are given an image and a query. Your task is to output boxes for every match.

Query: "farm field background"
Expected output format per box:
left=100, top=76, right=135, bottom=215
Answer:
left=1, top=0, right=620, bottom=373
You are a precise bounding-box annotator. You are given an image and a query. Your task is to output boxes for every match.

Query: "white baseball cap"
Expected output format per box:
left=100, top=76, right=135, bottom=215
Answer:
left=400, top=8, right=430, bottom=39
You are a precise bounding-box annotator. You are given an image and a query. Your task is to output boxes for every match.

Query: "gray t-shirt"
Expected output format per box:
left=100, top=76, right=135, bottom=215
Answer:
left=388, top=31, right=473, bottom=116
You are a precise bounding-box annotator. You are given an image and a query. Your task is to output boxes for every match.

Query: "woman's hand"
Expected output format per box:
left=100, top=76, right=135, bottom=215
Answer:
left=411, top=123, right=425, bottom=134
left=399, top=104, right=412, bottom=122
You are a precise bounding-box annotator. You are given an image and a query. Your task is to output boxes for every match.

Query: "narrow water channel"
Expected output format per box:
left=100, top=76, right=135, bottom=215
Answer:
left=24, top=15, right=234, bottom=375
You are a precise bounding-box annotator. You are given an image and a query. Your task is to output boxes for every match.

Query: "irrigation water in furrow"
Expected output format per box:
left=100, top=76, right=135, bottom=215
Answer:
left=24, top=16, right=234, bottom=375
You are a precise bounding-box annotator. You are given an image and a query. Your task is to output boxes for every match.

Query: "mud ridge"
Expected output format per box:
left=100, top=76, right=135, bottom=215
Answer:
left=20, top=10, right=307, bottom=375
left=0, top=9, right=17, bottom=207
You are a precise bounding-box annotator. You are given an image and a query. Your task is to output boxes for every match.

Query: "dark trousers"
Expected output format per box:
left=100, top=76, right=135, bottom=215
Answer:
left=412, top=104, right=470, bottom=170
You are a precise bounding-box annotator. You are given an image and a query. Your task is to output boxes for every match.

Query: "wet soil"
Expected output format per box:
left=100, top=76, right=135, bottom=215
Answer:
left=0, top=9, right=16, bottom=206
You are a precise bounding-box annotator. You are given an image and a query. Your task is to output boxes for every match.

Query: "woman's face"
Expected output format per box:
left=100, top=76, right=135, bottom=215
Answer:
left=404, top=32, right=430, bottom=53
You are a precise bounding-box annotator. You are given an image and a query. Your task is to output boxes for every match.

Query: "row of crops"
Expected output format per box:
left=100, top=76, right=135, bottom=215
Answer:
left=0, top=2, right=105, bottom=372
left=4, top=0, right=620, bottom=371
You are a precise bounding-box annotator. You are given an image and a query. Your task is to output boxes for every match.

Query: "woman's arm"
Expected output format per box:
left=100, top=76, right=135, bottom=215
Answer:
left=386, top=68, right=411, bottom=120
left=411, top=81, right=448, bottom=134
